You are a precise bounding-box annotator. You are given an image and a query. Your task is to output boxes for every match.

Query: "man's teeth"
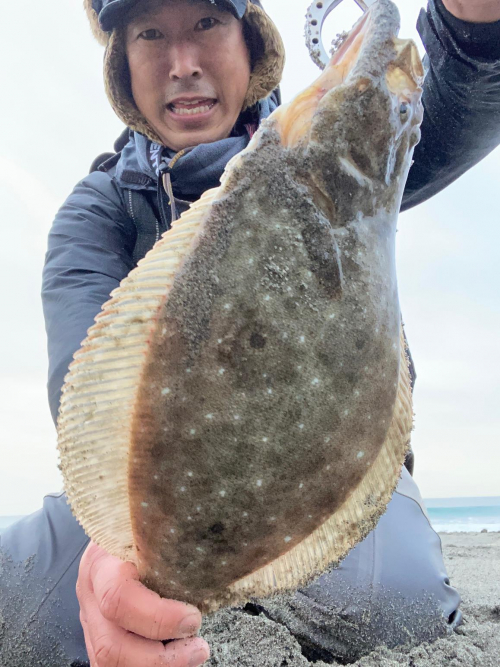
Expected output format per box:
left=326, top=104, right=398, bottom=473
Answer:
left=170, top=101, right=215, bottom=115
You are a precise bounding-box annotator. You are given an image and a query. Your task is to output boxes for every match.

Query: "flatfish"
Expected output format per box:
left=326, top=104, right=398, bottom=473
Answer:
left=58, top=0, right=424, bottom=612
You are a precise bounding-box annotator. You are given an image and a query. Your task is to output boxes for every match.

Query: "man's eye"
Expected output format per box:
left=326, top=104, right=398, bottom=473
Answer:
left=196, top=17, right=219, bottom=31
left=138, top=28, right=163, bottom=40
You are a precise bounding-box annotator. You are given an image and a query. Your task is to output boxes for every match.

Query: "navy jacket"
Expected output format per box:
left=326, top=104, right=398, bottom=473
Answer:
left=1, top=1, right=500, bottom=665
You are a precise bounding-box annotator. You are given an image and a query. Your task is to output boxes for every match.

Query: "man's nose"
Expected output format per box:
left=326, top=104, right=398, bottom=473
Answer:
left=168, top=44, right=203, bottom=81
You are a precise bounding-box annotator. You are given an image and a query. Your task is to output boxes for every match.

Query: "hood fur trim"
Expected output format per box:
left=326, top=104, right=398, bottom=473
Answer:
left=84, top=0, right=109, bottom=46
left=85, top=0, right=285, bottom=144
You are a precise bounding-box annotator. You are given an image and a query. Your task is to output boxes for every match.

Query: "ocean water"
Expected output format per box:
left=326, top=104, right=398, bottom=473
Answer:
left=424, top=497, right=500, bottom=533
left=1, top=498, right=499, bottom=535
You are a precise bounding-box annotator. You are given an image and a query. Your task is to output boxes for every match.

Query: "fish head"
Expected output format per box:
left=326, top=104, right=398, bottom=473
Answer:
left=273, top=0, right=424, bottom=220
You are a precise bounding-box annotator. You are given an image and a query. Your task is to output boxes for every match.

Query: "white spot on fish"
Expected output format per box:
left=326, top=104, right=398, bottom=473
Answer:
left=311, top=378, right=320, bottom=386
left=282, top=332, right=288, bottom=339
left=248, top=258, right=254, bottom=264
left=219, top=490, right=226, bottom=497
left=221, top=560, right=227, bottom=566
left=170, top=580, right=177, bottom=586
left=267, top=388, right=273, bottom=394
left=264, top=295, right=271, bottom=301
left=242, top=512, right=248, bottom=517
left=367, top=414, right=371, bottom=420
left=298, top=424, right=304, bottom=430
left=344, top=410, right=349, bottom=416
left=269, top=516, right=276, bottom=522
left=153, top=475, right=159, bottom=480
left=161, top=327, right=167, bottom=335
left=324, top=437, right=331, bottom=443
left=206, top=413, right=214, bottom=420
left=196, top=547, right=205, bottom=553
left=187, top=516, right=192, bottom=521
left=299, top=483, right=304, bottom=489
left=141, top=502, right=148, bottom=508
left=256, top=479, right=263, bottom=487
left=180, top=486, right=186, bottom=492
left=190, top=429, right=196, bottom=435
left=224, top=303, right=232, bottom=310
left=326, top=465, right=331, bottom=471
left=297, top=365, right=302, bottom=371
left=187, top=471, right=193, bottom=477
left=170, top=528, right=176, bottom=534
left=307, top=271, right=312, bottom=278
left=263, top=373, right=267, bottom=378
left=186, top=368, right=192, bottom=374
left=284, top=536, right=292, bottom=543
left=357, top=451, right=365, bottom=459
left=218, top=368, right=225, bottom=375
left=354, top=390, right=360, bottom=397
left=262, top=437, right=268, bottom=442
left=155, top=570, right=159, bottom=576
left=217, top=338, right=222, bottom=344
left=196, top=506, right=201, bottom=512
left=161, top=387, right=171, bottom=395
left=299, top=336, right=305, bottom=343
left=329, top=313, right=335, bottom=319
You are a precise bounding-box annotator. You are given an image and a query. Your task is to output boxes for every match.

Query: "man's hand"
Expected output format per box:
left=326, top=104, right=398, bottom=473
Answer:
left=441, top=0, right=500, bottom=23
left=77, top=541, right=210, bottom=667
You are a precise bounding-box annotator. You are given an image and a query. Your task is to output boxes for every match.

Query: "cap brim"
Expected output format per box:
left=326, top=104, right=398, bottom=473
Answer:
left=99, top=0, right=248, bottom=32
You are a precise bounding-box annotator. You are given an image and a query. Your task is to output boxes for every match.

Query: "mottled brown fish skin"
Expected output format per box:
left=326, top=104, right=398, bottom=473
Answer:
left=103, top=0, right=426, bottom=610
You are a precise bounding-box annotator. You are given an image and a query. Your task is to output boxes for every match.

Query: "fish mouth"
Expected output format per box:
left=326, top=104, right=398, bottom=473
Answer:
left=274, top=0, right=423, bottom=148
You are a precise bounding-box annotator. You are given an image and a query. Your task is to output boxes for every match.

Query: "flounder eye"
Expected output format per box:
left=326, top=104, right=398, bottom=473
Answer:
left=399, top=102, right=409, bottom=120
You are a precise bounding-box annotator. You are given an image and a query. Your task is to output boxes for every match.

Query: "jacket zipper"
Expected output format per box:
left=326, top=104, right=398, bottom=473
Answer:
left=159, top=149, right=186, bottom=226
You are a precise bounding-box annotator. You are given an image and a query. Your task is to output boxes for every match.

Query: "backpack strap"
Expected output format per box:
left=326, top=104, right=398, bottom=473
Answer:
left=126, top=189, right=166, bottom=266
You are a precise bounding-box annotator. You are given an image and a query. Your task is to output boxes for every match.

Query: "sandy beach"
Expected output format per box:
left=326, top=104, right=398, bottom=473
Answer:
left=201, top=532, right=500, bottom=666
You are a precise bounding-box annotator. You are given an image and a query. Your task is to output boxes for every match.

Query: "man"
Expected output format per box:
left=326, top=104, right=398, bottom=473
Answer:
left=0, top=0, right=499, bottom=665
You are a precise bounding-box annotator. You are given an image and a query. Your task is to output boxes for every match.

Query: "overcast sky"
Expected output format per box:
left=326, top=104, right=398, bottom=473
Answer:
left=1, top=0, right=499, bottom=516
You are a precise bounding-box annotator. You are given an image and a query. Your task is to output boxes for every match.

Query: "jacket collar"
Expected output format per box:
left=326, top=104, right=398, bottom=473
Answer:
left=113, top=95, right=278, bottom=196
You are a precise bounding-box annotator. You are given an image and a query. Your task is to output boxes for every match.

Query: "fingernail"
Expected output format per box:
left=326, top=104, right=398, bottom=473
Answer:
left=179, top=612, right=202, bottom=636
left=188, top=648, right=209, bottom=667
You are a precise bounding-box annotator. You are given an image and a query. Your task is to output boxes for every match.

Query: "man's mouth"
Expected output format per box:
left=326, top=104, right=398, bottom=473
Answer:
left=167, top=98, right=218, bottom=116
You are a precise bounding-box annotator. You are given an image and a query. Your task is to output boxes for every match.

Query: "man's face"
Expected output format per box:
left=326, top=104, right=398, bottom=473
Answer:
left=126, top=0, right=252, bottom=151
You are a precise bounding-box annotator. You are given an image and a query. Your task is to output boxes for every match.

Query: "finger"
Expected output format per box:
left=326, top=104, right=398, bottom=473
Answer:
left=84, top=587, right=209, bottom=667
left=90, top=552, right=201, bottom=640
left=80, top=611, right=98, bottom=667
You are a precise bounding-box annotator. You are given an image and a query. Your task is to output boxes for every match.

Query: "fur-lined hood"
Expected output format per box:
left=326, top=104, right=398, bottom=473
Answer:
left=83, top=0, right=285, bottom=144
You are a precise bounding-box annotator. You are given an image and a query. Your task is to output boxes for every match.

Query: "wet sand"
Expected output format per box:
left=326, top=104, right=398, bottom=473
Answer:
left=202, top=532, right=500, bottom=666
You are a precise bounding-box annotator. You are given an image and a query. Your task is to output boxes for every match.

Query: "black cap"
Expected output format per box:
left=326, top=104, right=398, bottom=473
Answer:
left=94, top=0, right=249, bottom=32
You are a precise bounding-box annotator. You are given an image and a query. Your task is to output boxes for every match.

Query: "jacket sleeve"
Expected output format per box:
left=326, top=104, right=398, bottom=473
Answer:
left=401, top=0, right=500, bottom=210
left=42, top=171, right=136, bottom=424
